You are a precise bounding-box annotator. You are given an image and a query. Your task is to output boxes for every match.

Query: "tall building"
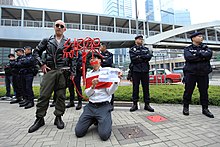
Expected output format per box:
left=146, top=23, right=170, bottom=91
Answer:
left=174, top=9, right=191, bottom=26
left=103, top=0, right=132, bottom=66
left=145, top=0, right=155, bottom=21
left=0, top=0, right=29, bottom=6
left=160, top=0, right=175, bottom=24
left=104, top=0, right=132, bottom=18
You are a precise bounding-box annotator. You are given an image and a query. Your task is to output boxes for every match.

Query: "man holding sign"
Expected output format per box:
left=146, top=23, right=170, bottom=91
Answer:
left=75, top=54, right=121, bottom=141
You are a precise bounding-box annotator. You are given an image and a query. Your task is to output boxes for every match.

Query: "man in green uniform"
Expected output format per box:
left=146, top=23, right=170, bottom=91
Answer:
left=28, top=20, right=77, bottom=133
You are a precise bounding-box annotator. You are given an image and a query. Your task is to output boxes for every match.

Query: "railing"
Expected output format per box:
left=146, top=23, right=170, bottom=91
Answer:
left=1, top=19, right=21, bottom=26
left=116, top=27, right=129, bottom=34
left=66, top=23, right=80, bottom=30
left=23, top=20, right=42, bottom=27
left=99, top=25, right=114, bottom=32
left=131, top=29, right=144, bottom=35
left=82, top=24, right=98, bottom=31
left=149, top=31, right=160, bottom=36
left=44, top=21, right=54, bottom=28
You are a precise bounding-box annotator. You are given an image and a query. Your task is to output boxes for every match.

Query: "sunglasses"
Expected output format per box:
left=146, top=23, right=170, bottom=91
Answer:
left=55, top=24, right=65, bottom=28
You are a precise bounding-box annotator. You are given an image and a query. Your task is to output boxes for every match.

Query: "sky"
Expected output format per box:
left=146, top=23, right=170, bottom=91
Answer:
left=28, top=0, right=220, bottom=24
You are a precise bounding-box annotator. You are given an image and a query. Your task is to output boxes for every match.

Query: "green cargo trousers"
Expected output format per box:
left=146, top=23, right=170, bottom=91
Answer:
left=36, top=70, right=67, bottom=117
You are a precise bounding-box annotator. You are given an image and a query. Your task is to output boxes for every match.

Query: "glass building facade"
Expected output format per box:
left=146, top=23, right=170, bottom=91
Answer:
left=145, top=0, right=155, bottom=21
left=103, top=0, right=132, bottom=66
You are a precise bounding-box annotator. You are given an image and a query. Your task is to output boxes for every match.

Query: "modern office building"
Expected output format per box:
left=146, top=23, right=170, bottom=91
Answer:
left=104, top=0, right=132, bottom=18
left=145, top=0, right=154, bottom=21
left=159, top=0, right=175, bottom=24
left=103, top=0, right=132, bottom=66
left=175, top=9, right=191, bottom=26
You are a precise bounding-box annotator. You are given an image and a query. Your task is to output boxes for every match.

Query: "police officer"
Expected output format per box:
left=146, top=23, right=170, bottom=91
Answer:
left=10, top=48, right=25, bottom=104
left=2, top=54, right=15, bottom=99
left=66, top=51, right=83, bottom=110
left=129, top=35, right=154, bottom=112
left=99, top=42, right=114, bottom=110
left=182, top=32, right=214, bottom=118
left=28, top=20, right=77, bottom=133
left=18, top=46, right=37, bottom=109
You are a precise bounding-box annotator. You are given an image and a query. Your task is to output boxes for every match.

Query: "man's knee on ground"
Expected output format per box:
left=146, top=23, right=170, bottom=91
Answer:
left=99, top=130, right=111, bottom=141
left=75, top=127, right=86, bottom=137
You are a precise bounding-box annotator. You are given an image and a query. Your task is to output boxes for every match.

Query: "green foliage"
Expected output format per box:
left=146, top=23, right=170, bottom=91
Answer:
left=1, top=85, right=220, bottom=106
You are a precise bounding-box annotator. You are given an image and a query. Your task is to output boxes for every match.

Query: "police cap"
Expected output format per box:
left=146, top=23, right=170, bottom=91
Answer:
left=8, top=53, right=15, bottom=58
left=190, top=32, right=202, bottom=40
left=135, top=35, right=143, bottom=40
left=15, top=48, right=24, bottom=52
left=23, top=46, right=32, bottom=50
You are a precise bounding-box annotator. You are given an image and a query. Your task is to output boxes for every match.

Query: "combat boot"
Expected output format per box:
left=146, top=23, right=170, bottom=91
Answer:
left=76, top=101, right=82, bottom=110
left=10, top=96, right=22, bottom=104
left=66, top=101, right=75, bottom=108
left=24, top=102, right=34, bottom=109
left=144, top=103, right=154, bottom=112
left=50, top=100, right=56, bottom=107
left=19, top=101, right=29, bottom=107
left=28, top=117, right=45, bottom=133
left=130, top=101, right=138, bottom=112
left=54, top=116, right=64, bottom=129
left=202, top=106, right=214, bottom=118
left=183, top=104, right=189, bottom=115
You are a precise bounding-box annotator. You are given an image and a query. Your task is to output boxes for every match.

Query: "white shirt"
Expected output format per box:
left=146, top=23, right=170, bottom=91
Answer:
left=85, top=68, right=118, bottom=103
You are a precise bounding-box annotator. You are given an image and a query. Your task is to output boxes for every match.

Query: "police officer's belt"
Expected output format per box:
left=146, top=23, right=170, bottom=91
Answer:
left=89, top=101, right=109, bottom=107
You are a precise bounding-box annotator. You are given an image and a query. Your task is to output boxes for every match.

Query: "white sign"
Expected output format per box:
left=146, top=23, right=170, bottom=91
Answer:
left=98, top=67, right=120, bottom=82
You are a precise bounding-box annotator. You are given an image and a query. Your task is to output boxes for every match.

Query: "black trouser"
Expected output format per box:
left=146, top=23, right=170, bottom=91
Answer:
left=5, top=75, right=14, bottom=97
left=132, top=71, right=150, bottom=103
left=69, top=74, right=82, bottom=102
left=12, top=74, right=23, bottom=99
left=183, top=74, right=209, bottom=107
left=21, top=74, right=34, bottom=103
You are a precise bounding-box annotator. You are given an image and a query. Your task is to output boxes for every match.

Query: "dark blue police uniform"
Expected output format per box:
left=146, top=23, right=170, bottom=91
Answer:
left=9, top=51, right=25, bottom=104
left=19, top=52, right=38, bottom=109
left=183, top=41, right=214, bottom=118
left=129, top=39, right=154, bottom=112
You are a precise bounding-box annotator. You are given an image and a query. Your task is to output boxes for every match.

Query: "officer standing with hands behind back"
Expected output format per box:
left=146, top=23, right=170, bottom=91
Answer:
left=182, top=32, right=214, bottom=118
left=129, top=35, right=154, bottom=112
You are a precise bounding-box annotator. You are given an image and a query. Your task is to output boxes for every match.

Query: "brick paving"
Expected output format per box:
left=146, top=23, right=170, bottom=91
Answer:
left=0, top=101, right=220, bottom=147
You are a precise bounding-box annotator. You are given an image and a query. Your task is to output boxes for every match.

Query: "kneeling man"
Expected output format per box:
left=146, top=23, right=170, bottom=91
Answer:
left=75, top=54, right=121, bottom=141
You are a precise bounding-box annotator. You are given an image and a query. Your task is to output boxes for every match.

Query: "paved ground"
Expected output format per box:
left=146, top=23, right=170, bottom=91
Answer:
left=0, top=101, right=220, bottom=147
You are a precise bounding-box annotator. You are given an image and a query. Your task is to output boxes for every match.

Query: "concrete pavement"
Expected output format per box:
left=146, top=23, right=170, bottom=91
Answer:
left=0, top=101, right=220, bottom=147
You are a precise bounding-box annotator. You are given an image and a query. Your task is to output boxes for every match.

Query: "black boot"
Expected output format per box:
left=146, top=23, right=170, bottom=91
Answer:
left=24, top=102, right=34, bottom=109
left=130, top=101, right=138, bottom=112
left=28, top=117, right=45, bottom=133
left=144, top=103, right=154, bottom=112
left=54, top=116, right=64, bottom=129
left=183, top=104, right=189, bottom=116
left=19, top=99, right=26, bottom=105
left=202, top=106, right=214, bottom=118
left=10, top=97, right=22, bottom=104
left=50, top=100, right=56, bottom=107
left=19, top=101, right=29, bottom=107
left=66, top=101, right=75, bottom=108
left=76, top=101, right=82, bottom=110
